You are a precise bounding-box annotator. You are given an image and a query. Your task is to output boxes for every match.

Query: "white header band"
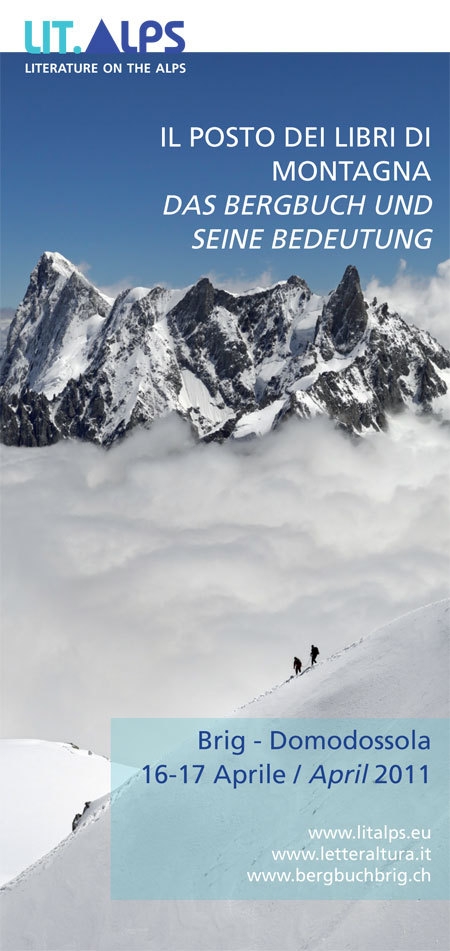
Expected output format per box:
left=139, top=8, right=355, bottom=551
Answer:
left=0, top=1, right=448, bottom=53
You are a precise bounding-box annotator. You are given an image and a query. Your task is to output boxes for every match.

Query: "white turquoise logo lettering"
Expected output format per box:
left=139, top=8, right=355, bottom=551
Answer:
left=24, top=19, right=185, bottom=54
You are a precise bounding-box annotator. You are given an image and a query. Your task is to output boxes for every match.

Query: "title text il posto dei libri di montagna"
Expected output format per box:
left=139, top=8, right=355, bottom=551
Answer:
left=160, top=124, right=438, bottom=252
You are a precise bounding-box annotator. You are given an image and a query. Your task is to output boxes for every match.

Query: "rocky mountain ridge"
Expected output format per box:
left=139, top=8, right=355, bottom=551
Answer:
left=1, top=252, right=449, bottom=446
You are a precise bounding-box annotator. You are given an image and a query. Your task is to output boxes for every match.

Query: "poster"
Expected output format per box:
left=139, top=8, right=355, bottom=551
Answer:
left=0, top=3, right=449, bottom=949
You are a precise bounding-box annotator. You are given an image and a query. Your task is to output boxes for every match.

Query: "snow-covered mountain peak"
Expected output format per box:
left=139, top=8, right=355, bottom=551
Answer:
left=40, top=250, right=83, bottom=280
left=30, top=252, right=112, bottom=307
left=0, top=252, right=113, bottom=401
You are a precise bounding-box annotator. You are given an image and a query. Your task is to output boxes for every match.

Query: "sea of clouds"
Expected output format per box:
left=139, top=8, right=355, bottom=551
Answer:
left=1, top=406, right=449, bottom=755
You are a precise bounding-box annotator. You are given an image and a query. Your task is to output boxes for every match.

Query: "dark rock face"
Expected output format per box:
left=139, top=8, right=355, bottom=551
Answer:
left=0, top=388, right=59, bottom=446
left=168, top=280, right=254, bottom=410
left=315, top=265, right=368, bottom=358
left=1, top=253, right=449, bottom=447
left=170, top=278, right=223, bottom=332
left=415, top=358, right=448, bottom=407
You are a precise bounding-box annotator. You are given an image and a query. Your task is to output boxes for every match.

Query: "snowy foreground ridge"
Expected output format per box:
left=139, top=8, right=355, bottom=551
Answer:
left=1, top=252, right=450, bottom=446
left=0, top=741, right=136, bottom=888
left=0, top=599, right=449, bottom=951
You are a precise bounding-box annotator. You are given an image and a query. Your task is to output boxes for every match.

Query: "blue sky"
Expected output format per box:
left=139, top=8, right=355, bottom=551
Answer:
left=1, top=53, right=449, bottom=305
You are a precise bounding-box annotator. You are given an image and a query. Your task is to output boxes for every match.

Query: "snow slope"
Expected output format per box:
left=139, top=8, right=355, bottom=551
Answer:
left=0, top=741, right=111, bottom=887
left=0, top=600, right=448, bottom=951
left=240, top=597, right=449, bottom=719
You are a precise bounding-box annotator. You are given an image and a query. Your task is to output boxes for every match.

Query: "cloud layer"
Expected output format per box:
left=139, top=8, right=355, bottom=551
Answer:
left=1, top=411, right=449, bottom=755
